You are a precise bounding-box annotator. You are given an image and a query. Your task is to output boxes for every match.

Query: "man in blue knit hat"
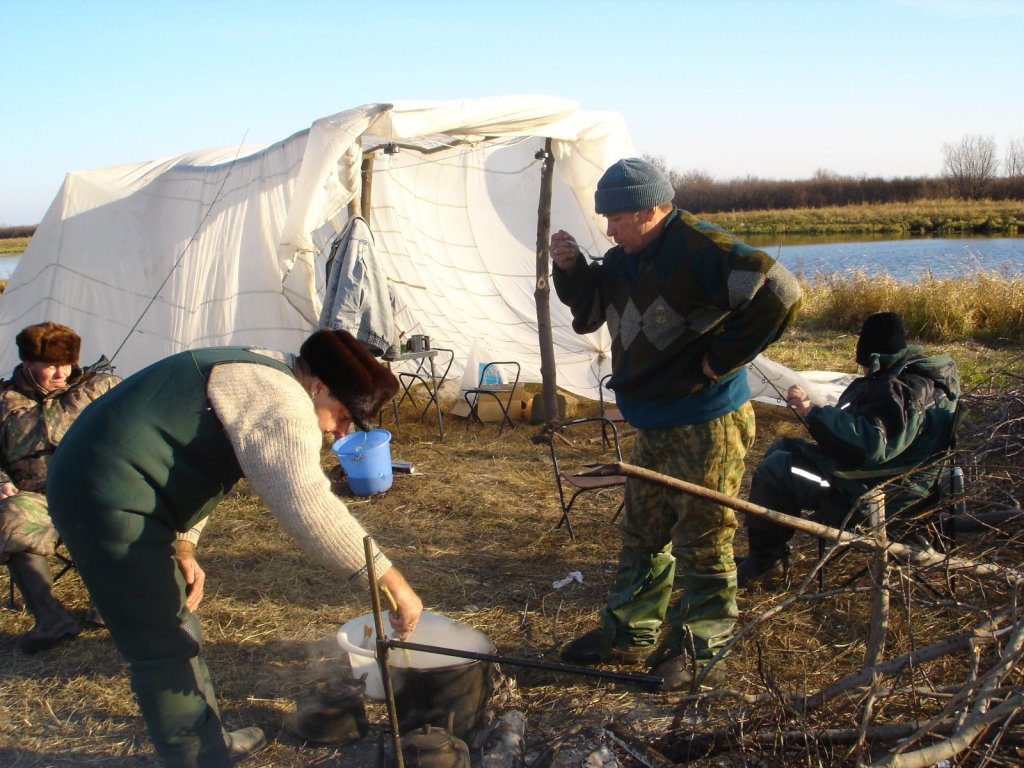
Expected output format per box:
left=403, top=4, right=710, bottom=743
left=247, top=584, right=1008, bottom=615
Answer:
left=550, top=157, right=802, bottom=690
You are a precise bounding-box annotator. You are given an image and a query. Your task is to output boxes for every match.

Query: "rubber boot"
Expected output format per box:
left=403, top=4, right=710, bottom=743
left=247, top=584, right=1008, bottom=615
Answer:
left=560, top=547, right=675, bottom=665
left=598, top=547, right=676, bottom=655
left=740, top=453, right=804, bottom=589
left=8, top=552, right=80, bottom=654
left=85, top=599, right=106, bottom=627
left=647, top=570, right=738, bottom=667
left=737, top=544, right=790, bottom=588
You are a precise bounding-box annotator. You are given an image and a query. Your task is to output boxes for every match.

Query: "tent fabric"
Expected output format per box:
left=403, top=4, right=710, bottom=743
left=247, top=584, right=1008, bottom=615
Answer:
left=0, top=95, right=630, bottom=401
left=0, top=94, right=823, bottom=407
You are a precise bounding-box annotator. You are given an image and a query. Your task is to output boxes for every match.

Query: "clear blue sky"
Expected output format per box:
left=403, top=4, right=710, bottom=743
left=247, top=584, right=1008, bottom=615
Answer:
left=2, top=0, right=1022, bottom=226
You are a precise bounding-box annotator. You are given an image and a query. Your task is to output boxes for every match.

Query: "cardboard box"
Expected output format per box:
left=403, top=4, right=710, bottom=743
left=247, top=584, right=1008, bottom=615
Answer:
left=450, top=384, right=525, bottom=423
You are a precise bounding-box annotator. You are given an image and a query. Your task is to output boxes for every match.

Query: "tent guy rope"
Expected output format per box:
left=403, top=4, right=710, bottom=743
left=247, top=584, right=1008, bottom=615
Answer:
left=109, top=132, right=250, bottom=366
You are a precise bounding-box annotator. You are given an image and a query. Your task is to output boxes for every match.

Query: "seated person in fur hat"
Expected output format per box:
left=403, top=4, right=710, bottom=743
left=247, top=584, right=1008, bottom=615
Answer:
left=46, top=328, right=422, bottom=768
left=0, top=322, right=120, bottom=653
left=737, top=312, right=961, bottom=587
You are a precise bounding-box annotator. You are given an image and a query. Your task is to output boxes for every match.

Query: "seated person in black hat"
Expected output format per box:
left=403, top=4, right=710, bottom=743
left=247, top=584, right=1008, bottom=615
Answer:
left=46, top=329, right=423, bottom=768
left=738, top=312, right=961, bottom=587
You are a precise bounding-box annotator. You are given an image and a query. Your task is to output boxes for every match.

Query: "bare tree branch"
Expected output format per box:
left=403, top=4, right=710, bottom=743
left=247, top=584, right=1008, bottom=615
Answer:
left=869, top=693, right=1024, bottom=768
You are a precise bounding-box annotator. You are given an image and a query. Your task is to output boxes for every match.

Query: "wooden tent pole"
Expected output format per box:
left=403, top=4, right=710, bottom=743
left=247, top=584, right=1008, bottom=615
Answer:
left=534, top=138, right=559, bottom=421
left=347, top=153, right=374, bottom=220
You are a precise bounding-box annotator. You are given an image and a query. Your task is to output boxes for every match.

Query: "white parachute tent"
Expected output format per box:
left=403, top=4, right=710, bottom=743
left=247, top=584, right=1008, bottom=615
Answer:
left=0, top=95, right=840, bottom=407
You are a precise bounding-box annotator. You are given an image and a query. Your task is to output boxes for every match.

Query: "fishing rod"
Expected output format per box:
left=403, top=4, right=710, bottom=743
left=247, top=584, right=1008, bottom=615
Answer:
left=109, top=132, right=250, bottom=366
left=746, top=236, right=813, bottom=433
left=747, top=357, right=811, bottom=432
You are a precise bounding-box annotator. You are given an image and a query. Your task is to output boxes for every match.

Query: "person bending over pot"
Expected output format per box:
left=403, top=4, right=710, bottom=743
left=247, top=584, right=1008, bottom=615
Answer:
left=47, top=329, right=423, bottom=768
left=0, top=321, right=120, bottom=653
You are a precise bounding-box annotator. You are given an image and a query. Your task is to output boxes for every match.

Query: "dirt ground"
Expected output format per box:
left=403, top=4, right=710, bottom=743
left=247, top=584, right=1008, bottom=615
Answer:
left=2, top=381, right=1022, bottom=767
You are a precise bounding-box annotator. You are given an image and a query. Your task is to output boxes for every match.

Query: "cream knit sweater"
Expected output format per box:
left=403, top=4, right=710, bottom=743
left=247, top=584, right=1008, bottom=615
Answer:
left=201, top=361, right=391, bottom=583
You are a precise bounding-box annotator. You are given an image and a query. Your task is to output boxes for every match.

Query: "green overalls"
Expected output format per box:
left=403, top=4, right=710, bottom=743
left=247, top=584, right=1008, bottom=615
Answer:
left=48, top=348, right=292, bottom=767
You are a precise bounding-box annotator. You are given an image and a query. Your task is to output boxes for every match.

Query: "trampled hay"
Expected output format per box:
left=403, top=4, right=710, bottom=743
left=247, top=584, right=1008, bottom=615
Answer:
left=2, top=346, right=1023, bottom=766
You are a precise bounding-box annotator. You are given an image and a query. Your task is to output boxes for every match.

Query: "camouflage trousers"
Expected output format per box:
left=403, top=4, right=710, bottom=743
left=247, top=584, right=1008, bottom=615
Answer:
left=0, top=491, right=59, bottom=565
left=599, top=402, right=755, bottom=660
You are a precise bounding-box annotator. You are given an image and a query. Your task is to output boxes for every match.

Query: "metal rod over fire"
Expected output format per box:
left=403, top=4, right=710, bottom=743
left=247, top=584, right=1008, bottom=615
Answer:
left=364, top=535, right=405, bottom=768
left=386, top=639, right=664, bottom=686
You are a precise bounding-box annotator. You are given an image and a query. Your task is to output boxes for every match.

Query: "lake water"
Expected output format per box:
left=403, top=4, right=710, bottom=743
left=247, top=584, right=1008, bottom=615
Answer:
left=2, top=235, right=1023, bottom=283
left=0, top=254, right=19, bottom=280
left=744, top=234, right=1024, bottom=282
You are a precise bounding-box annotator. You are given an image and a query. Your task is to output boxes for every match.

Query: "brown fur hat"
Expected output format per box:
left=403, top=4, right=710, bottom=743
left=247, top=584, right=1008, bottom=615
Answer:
left=299, top=329, right=398, bottom=431
left=16, top=322, right=81, bottom=365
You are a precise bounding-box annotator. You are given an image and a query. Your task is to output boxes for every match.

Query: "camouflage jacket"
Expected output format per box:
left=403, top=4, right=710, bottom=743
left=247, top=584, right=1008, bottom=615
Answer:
left=0, top=358, right=120, bottom=491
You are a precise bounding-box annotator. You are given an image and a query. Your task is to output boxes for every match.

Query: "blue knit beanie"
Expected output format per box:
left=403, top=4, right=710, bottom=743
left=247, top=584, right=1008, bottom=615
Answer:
left=594, top=158, right=675, bottom=214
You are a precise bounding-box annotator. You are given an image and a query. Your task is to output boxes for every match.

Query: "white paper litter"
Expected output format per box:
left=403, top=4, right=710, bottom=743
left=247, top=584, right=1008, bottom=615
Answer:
left=552, top=571, right=584, bottom=589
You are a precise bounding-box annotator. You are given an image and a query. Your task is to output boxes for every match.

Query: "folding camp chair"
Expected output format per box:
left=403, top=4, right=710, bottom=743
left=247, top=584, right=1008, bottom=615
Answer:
left=462, top=361, right=521, bottom=436
left=596, top=373, right=625, bottom=449
left=543, top=417, right=627, bottom=542
left=597, top=373, right=623, bottom=423
left=816, top=400, right=968, bottom=592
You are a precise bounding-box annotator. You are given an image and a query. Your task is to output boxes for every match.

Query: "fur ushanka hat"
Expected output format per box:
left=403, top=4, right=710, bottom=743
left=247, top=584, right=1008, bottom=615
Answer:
left=16, top=322, right=81, bottom=365
left=299, top=329, right=399, bottom=431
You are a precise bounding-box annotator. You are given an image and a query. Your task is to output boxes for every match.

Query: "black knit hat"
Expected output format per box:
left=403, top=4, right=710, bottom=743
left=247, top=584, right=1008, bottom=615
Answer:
left=594, top=158, right=675, bottom=214
left=16, top=322, right=81, bottom=364
left=856, top=312, right=908, bottom=366
left=299, top=329, right=398, bottom=431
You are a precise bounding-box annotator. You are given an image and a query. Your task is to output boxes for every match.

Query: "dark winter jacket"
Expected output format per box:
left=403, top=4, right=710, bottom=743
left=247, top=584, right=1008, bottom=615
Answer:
left=552, top=209, right=802, bottom=405
left=803, top=345, right=961, bottom=509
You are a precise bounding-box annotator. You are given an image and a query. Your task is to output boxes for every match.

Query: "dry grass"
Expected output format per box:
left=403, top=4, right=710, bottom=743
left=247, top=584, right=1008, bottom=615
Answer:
left=797, top=269, right=1024, bottom=344
left=2, top=341, right=1024, bottom=766
left=0, top=237, right=30, bottom=255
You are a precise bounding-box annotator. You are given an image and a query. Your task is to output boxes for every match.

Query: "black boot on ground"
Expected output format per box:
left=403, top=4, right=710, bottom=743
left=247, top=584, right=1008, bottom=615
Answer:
left=560, top=628, right=648, bottom=665
left=8, top=552, right=80, bottom=654
left=736, top=546, right=790, bottom=589
left=647, top=652, right=728, bottom=691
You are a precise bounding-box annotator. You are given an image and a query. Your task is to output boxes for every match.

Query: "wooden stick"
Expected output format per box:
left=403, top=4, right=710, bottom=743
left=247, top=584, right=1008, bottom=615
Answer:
left=864, top=489, right=890, bottom=666
left=605, top=462, right=1024, bottom=584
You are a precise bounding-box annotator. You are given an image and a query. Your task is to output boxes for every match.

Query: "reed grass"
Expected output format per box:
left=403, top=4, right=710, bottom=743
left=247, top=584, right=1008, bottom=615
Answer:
left=0, top=237, right=29, bottom=255
left=796, top=268, right=1024, bottom=343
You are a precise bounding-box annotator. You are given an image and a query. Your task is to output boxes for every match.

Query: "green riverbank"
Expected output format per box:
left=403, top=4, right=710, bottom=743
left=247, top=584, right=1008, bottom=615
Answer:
left=704, top=198, right=1024, bottom=235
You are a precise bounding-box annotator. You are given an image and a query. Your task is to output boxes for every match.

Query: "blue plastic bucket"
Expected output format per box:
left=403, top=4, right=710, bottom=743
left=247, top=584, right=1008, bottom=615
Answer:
left=332, top=429, right=393, bottom=495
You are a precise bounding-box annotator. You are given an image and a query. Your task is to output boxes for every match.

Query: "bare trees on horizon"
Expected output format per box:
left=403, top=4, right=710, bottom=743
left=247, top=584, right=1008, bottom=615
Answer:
left=644, top=133, right=1024, bottom=213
